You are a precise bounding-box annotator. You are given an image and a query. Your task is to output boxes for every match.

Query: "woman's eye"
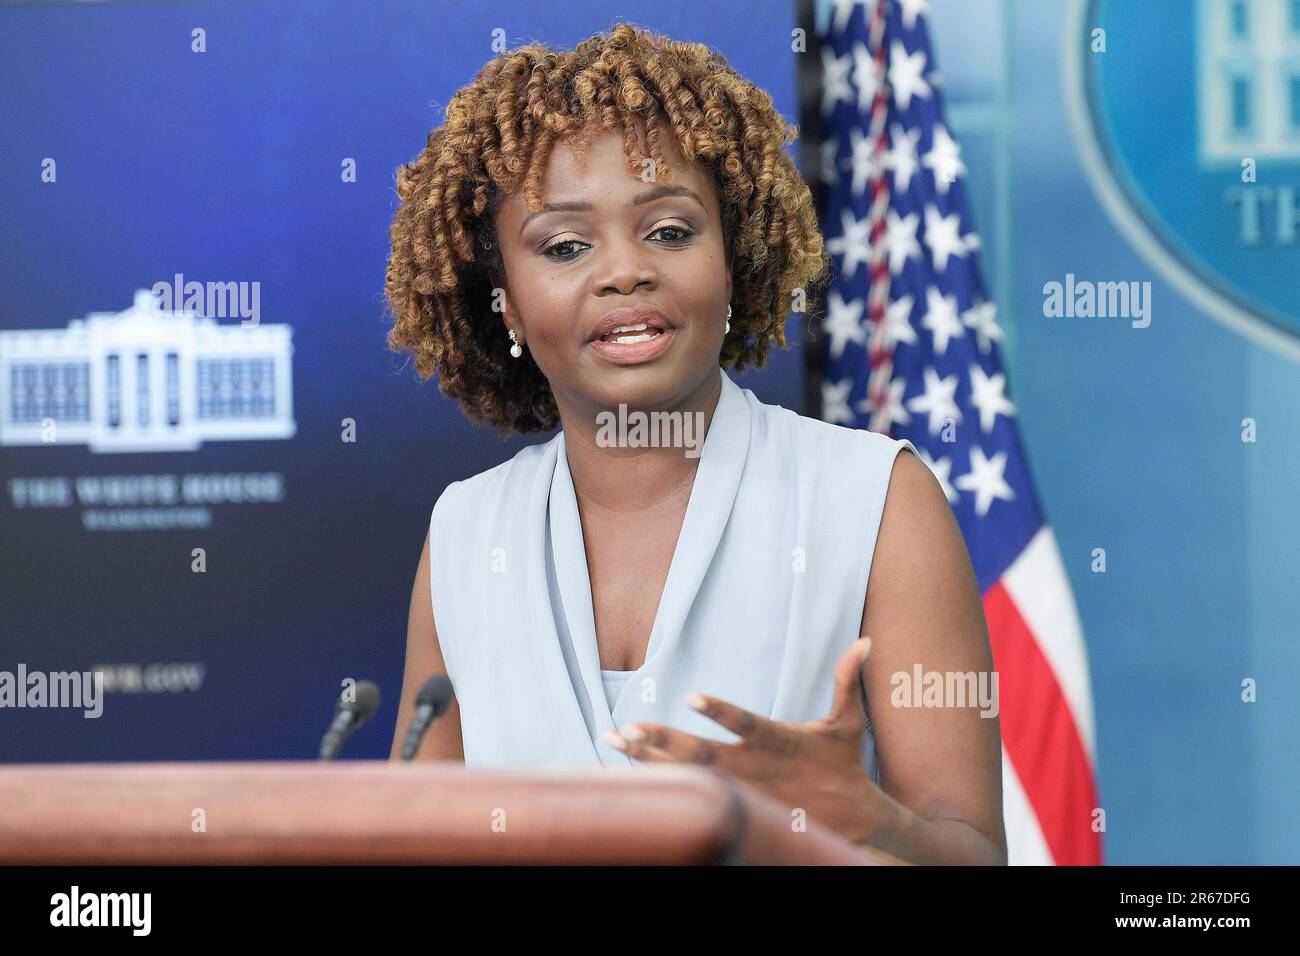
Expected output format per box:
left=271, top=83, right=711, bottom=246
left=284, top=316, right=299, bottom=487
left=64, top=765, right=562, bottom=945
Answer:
left=651, top=225, right=693, bottom=243
left=541, top=239, right=588, bottom=261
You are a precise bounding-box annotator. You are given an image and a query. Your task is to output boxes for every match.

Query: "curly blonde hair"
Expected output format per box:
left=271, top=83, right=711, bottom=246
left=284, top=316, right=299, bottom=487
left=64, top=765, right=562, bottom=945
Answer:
left=384, top=22, right=831, bottom=436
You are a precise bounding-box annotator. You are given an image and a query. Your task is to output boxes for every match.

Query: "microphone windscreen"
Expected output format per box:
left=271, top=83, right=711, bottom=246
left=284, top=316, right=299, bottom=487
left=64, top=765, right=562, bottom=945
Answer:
left=336, top=679, right=382, bottom=727
left=415, top=674, right=454, bottom=717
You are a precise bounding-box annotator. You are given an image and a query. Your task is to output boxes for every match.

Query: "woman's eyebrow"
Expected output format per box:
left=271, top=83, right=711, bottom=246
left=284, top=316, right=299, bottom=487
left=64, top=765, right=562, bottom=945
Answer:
left=518, top=184, right=705, bottom=235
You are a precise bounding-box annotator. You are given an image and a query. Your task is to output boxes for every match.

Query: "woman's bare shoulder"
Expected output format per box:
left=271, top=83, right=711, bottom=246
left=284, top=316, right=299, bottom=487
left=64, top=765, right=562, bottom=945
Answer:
left=864, top=444, right=979, bottom=629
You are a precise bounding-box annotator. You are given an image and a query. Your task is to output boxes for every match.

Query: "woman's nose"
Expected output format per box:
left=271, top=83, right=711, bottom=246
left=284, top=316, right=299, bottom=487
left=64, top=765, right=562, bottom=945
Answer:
left=593, top=235, right=658, bottom=295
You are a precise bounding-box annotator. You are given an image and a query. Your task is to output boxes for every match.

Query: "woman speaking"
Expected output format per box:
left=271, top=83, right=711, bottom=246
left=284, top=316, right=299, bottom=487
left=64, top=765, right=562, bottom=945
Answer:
left=384, top=23, right=1005, bottom=865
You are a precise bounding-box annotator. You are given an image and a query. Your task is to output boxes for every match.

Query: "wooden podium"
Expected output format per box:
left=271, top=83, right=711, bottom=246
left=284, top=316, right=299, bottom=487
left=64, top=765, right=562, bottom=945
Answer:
left=0, top=762, right=906, bottom=865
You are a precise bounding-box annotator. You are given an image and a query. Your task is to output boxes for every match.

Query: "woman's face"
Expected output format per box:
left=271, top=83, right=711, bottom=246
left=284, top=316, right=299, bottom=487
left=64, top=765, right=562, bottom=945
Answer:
left=491, top=118, right=733, bottom=423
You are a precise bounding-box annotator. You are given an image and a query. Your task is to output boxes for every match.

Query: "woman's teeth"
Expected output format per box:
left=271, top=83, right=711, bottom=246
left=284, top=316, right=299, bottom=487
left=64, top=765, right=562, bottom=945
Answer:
left=601, top=322, right=663, bottom=344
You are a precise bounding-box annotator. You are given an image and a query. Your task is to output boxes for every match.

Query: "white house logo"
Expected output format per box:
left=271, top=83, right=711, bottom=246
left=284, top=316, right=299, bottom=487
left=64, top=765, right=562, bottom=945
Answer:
left=0, top=288, right=295, bottom=453
left=1065, top=0, right=1300, bottom=358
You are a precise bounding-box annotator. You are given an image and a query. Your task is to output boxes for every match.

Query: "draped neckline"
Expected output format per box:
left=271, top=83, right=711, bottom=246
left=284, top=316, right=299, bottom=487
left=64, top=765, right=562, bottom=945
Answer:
left=545, top=367, right=752, bottom=762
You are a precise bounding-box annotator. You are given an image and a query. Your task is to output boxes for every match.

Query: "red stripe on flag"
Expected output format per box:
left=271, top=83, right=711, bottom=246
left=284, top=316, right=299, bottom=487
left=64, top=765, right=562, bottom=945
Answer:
left=984, top=581, right=1103, bottom=865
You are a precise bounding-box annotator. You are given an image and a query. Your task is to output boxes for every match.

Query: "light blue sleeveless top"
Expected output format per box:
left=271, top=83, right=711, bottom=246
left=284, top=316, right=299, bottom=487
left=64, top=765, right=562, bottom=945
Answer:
left=428, top=366, right=916, bottom=780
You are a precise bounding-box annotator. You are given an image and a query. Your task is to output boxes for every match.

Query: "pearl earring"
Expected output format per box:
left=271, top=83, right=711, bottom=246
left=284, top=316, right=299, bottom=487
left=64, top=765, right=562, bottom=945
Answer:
left=725, top=304, right=732, bottom=335
left=508, top=328, right=523, bottom=358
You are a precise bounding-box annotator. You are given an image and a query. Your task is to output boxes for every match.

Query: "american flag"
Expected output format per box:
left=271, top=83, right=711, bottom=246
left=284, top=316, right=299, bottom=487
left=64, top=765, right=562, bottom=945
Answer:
left=809, top=0, right=1102, bottom=865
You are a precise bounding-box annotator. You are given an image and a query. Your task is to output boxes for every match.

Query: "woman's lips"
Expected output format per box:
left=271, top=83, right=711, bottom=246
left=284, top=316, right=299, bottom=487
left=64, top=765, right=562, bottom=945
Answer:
left=588, top=327, right=674, bottom=365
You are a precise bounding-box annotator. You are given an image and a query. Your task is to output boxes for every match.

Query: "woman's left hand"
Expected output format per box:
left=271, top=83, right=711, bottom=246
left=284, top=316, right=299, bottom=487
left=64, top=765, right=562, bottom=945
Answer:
left=604, top=636, right=897, bottom=847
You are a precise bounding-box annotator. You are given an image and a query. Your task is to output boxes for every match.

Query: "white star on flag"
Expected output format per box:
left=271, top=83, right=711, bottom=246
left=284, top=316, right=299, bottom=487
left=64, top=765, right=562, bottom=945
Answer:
left=922, top=124, right=965, bottom=194
left=905, top=366, right=962, bottom=436
left=920, top=285, right=964, bottom=356
left=969, top=365, right=1017, bottom=432
left=884, top=208, right=922, bottom=274
left=888, top=41, right=931, bottom=110
left=820, top=46, right=855, bottom=117
left=922, top=203, right=967, bottom=272
left=851, top=41, right=880, bottom=112
left=822, top=290, right=867, bottom=360
left=826, top=208, right=873, bottom=279
left=954, top=446, right=1015, bottom=516
left=961, top=300, right=1002, bottom=354
left=883, top=123, right=921, bottom=191
left=882, top=293, right=919, bottom=349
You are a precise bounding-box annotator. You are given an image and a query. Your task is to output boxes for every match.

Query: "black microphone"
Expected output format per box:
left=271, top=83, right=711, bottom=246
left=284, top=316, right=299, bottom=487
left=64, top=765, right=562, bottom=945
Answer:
left=400, top=674, right=455, bottom=761
left=318, top=680, right=381, bottom=760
